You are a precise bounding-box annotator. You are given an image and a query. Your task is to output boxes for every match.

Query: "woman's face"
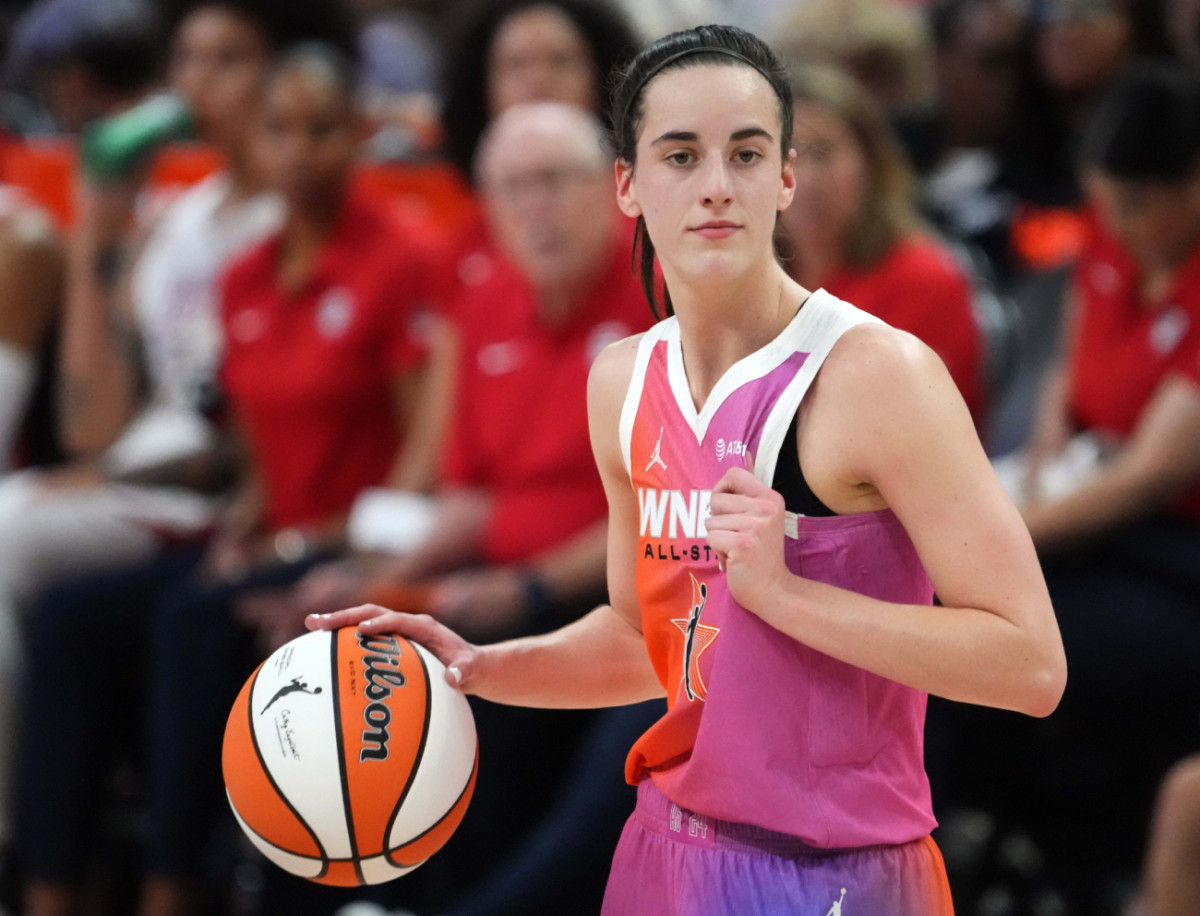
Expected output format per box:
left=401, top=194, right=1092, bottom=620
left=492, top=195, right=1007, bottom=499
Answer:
left=616, top=64, right=795, bottom=292
left=780, top=102, right=868, bottom=257
left=1035, top=0, right=1132, bottom=96
left=1086, top=166, right=1200, bottom=271
left=169, top=5, right=271, bottom=148
left=936, top=0, right=1023, bottom=147
left=487, top=5, right=597, bottom=117
left=255, top=67, right=359, bottom=211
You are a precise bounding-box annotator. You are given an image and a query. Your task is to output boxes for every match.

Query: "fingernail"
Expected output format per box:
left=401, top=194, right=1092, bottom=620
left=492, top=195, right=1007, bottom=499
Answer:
left=449, top=666, right=463, bottom=684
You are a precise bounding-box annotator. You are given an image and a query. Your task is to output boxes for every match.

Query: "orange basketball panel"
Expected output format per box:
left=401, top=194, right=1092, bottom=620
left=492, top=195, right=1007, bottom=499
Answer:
left=311, top=859, right=362, bottom=888
left=222, top=665, right=324, bottom=859
left=336, top=629, right=431, bottom=858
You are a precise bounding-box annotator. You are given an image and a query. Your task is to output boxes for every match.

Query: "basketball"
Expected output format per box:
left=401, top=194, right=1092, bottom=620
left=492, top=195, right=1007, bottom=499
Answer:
left=222, top=627, right=478, bottom=886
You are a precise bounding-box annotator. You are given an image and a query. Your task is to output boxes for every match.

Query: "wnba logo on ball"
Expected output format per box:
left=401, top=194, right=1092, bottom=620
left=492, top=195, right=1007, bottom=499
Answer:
left=360, top=633, right=407, bottom=762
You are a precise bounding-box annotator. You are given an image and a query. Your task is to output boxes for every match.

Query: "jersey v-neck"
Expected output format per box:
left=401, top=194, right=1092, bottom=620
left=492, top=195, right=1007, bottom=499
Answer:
left=664, top=289, right=830, bottom=444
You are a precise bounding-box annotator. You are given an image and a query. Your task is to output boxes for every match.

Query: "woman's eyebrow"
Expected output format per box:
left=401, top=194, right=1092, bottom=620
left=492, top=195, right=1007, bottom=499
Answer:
left=650, top=130, right=698, bottom=145
left=730, top=126, right=772, bottom=143
left=650, top=126, right=774, bottom=146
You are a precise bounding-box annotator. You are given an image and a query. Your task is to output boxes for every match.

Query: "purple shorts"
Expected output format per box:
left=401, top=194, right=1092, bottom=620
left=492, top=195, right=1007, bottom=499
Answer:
left=602, top=781, right=954, bottom=916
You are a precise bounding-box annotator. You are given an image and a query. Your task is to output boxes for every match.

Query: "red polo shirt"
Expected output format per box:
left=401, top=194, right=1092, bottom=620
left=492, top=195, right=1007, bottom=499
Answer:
left=825, top=236, right=985, bottom=423
left=1069, top=226, right=1200, bottom=518
left=219, top=194, right=431, bottom=530
left=441, top=233, right=652, bottom=564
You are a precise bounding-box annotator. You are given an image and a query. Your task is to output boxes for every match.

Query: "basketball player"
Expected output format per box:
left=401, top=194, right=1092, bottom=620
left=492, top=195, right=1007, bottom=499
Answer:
left=311, top=25, right=1066, bottom=913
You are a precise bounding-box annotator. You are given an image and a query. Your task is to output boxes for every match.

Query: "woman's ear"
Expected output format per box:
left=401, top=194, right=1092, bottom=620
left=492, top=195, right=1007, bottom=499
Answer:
left=615, top=159, right=642, bottom=218
left=778, top=147, right=797, bottom=212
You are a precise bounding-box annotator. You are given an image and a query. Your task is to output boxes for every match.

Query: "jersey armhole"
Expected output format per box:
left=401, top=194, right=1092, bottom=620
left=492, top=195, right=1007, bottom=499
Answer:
left=619, top=322, right=672, bottom=477
left=755, top=293, right=884, bottom=518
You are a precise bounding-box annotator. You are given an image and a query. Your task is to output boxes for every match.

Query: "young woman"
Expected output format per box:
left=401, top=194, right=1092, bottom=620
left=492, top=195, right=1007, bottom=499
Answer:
left=312, top=25, right=1066, bottom=913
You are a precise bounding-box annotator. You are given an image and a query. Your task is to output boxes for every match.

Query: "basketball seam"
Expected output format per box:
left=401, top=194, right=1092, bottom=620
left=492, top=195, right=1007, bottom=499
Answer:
left=331, top=627, right=367, bottom=886
left=387, top=747, right=478, bottom=868
left=382, top=641, right=433, bottom=860
left=244, top=661, right=330, bottom=878
left=232, top=802, right=325, bottom=864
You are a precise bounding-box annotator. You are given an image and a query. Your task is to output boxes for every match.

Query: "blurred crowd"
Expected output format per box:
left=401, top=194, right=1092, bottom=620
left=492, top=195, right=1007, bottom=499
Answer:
left=0, top=0, right=1198, bottom=915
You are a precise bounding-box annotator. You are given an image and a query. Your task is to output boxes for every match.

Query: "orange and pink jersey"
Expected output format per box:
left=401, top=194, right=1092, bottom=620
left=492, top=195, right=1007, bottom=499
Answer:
left=619, top=289, right=938, bottom=848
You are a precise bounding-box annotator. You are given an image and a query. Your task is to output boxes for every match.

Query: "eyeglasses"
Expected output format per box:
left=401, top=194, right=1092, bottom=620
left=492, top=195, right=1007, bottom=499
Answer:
left=1032, top=0, right=1118, bottom=23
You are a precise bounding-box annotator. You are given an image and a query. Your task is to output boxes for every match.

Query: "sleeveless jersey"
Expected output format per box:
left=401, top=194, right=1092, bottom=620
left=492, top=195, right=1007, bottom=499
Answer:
left=619, top=289, right=938, bottom=849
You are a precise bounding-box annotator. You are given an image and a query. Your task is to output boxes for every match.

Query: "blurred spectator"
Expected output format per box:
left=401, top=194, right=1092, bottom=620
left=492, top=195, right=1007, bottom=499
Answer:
left=0, top=0, right=321, bottom=895
left=17, top=41, right=437, bottom=916
left=981, top=61, right=1200, bottom=910
left=1007, top=0, right=1170, bottom=209
left=919, top=0, right=1026, bottom=285
left=776, top=0, right=935, bottom=123
left=1014, top=62, right=1200, bottom=554
left=0, top=184, right=60, bottom=879
left=780, top=64, right=986, bottom=423
left=2, top=0, right=160, bottom=134
left=0, top=187, right=60, bottom=474
left=407, top=0, right=639, bottom=495
left=258, top=101, right=652, bottom=916
left=439, top=0, right=638, bottom=182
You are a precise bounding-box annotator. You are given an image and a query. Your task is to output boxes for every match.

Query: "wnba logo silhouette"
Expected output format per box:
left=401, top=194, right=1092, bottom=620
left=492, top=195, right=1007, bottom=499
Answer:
left=359, top=633, right=407, bottom=761
left=670, top=573, right=720, bottom=702
left=260, top=677, right=323, bottom=715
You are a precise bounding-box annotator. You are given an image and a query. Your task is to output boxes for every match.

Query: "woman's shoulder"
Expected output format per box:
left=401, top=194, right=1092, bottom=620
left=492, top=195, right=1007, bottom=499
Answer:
left=589, top=329, right=652, bottom=391
left=820, top=321, right=949, bottom=407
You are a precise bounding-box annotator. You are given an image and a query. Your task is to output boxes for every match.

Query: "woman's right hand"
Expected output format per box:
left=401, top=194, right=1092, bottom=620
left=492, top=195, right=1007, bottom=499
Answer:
left=306, top=605, right=483, bottom=693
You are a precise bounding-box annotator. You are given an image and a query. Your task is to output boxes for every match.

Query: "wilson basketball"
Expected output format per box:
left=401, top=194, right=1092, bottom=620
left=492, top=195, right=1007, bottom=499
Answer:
left=222, top=627, right=478, bottom=886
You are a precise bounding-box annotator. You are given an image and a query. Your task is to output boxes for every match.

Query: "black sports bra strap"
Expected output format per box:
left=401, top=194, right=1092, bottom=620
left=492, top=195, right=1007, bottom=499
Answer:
left=771, top=412, right=836, bottom=518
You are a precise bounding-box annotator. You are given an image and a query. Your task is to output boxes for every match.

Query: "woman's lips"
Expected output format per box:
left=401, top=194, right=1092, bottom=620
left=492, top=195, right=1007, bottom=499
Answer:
left=691, top=221, right=741, bottom=239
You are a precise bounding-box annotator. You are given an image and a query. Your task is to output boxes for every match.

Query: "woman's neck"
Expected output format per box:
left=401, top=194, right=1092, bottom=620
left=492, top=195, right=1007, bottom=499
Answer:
left=276, top=194, right=345, bottom=293
left=668, top=258, right=810, bottom=410
left=1140, top=218, right=1200, bottom=304
left=217, top=143, right=263, bottom=211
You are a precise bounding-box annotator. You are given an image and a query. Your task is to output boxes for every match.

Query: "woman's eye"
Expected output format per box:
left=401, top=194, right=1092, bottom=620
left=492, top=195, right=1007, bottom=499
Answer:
left=735, top=149, right=762, bottom=164
left=667, top=151, right=694, bottom=166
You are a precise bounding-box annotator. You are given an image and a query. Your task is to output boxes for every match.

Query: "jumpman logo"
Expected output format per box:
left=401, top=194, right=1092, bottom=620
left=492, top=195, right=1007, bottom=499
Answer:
left=670, top=573, right=720, bottom=702
left=261, top=677, right=323, bottom=715
left=825, top=888, right=847, bottom=916
left=646, top=426, right=668, bottom=472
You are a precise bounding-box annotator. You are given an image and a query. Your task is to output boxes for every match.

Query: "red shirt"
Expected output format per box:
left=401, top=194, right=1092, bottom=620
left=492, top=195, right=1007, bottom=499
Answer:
left=220, top=194, right=431, bottom=530
left=442, top=235, right=652, bottom=564
left=1069, top=227, right=1200, bottom=518
left=825, top=236, right=985, bottom=423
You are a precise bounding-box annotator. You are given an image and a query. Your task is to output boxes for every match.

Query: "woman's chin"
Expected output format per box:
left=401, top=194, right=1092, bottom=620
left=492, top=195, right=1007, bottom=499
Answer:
left=675, top=250, right=757, bottom=287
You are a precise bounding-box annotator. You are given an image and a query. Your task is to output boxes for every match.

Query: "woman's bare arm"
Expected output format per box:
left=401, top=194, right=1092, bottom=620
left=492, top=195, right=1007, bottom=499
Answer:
left=1022, top=375, right=1200, bottom=550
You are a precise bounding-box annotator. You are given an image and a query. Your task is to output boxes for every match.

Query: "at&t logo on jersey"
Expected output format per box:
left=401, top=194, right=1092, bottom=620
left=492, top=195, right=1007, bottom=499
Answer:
left=715, top=438, right=747, bottom=461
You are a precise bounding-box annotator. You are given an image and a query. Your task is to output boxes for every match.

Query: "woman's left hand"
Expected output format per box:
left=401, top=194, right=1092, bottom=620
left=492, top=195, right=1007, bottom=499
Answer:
left=705, top=465, right=791, bottom=616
